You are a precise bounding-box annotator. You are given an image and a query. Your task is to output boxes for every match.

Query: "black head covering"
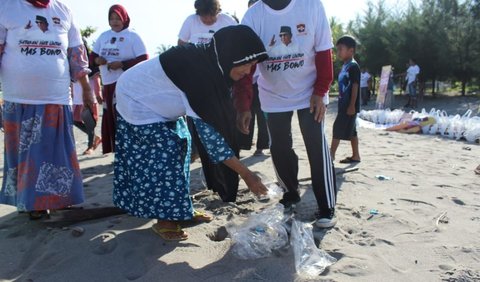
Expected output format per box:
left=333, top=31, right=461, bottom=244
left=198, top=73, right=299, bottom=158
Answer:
left=160, top=25, right=267, bottom=202
left=211, top=25, right=268, bottom=85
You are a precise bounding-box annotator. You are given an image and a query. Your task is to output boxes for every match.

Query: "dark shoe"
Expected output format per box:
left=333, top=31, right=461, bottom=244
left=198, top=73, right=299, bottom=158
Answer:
left=339, top=157, right=361, bottom=164
left=253, top=149, right=264, bottom=156
left=29, top=210, right=49, bottom=220
left=315, top=208, right=336, bottom=228
left=279, top=193, right=301, bottom=208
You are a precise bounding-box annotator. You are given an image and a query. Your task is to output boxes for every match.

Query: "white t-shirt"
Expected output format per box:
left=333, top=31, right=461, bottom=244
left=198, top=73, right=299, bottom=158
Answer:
left=242, top=0, right=333, bottom=112
left=93, top=28, right=147, bottom=85
left=72, top=78, right=98, bottom=105
left=178, top=13, right=237, bottom=44
left=115, top=56, right=199, bottom=125
left=406, top=65, right=420, bottom=84
left=0, top=0, right=82, bottom=105
left=360, top=72, right=371, bottom=88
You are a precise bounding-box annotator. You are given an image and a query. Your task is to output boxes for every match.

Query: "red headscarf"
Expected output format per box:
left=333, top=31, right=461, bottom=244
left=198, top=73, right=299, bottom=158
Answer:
left=109, top=4, right=130, bottom=30
left=26, top=0, right=50, bottom=8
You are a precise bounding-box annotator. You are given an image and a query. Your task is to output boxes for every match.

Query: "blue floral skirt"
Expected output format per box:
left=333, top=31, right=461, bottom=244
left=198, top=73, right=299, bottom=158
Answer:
left=0, top=102, right=84, bottom=211
left=113, top=114, right=193, bottom=221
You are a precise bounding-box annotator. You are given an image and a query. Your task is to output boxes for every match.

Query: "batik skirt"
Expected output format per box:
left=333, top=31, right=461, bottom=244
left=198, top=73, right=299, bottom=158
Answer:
left=0, top=102, right=84, bottom=211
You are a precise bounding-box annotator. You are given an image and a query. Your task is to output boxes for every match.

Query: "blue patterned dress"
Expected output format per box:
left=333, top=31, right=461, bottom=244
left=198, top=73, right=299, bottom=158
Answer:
left=113, top=115, right=234, bottom=220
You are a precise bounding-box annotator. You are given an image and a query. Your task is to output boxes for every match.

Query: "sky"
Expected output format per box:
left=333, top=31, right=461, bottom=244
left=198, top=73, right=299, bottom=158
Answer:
left=61, top=0, right=412, bottom=56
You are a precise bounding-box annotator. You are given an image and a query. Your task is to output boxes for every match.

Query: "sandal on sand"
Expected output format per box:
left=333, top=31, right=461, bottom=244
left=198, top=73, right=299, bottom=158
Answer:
left=193, top=210, right=213, bottom=223
left=339, top=157, right=361, bottom=164
left=29, top=210, right=48, bottom=220
left=152, top=223, right=188, bottom=241
left=475, top=165, right=480, bottom=175
left=83, top=148, right=94, bottom=155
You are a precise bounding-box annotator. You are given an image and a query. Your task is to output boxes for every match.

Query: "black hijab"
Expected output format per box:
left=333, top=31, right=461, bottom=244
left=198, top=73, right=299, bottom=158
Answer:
left=160, top=25, right=267, bottom=202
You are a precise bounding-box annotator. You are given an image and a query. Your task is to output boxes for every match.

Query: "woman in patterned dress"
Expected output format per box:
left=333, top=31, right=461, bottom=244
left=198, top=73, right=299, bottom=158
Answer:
left=114, top=25, right=269, bottom=241
left=0, top=0, right=93, bottom=219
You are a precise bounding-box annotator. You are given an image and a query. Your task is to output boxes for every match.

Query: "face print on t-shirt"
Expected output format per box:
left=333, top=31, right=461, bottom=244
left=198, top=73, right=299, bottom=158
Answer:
left=265, top=24, right=307, bottom=73
left=101, top=37, right=120, bottom=57
left=18, top=15, right=64, bottom=56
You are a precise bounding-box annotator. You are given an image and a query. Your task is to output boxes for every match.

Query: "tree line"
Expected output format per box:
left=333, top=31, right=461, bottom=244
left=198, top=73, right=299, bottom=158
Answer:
left=331, top=0, right=480, bottom=96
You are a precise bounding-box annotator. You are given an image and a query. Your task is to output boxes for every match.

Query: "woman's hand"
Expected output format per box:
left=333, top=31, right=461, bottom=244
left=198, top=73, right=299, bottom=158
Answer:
left=107, top=61, right=123, bottom=70
left=241, top=171, right=268, bottom=196
left=95, top=56, right=107, bottom=66
left=222, top=157, right=268, bottom=197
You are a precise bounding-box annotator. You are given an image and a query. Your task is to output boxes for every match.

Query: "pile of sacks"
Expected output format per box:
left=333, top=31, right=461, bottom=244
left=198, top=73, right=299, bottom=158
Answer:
left=358, top=108, right=480, bottom=143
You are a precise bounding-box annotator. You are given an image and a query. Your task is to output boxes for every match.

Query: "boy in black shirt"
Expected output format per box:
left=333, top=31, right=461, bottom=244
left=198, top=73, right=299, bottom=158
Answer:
left=331, top=36, right=361, bottom=163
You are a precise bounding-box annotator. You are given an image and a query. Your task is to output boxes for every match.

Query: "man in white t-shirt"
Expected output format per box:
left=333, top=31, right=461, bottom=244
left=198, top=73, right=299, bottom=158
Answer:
left=234, top=0, right=337, bottom=228
left=360, top=67, right=372, bottom=106
left=405, top=58, right=420, bottom=108
left=178, top=0, right=237, bottom=45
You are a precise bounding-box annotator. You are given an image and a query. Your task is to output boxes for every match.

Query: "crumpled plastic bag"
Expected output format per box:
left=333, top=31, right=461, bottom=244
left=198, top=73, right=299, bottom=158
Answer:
left=227, top=204, right=289, bottom=260
left=291, top=219, right=337, bottom=277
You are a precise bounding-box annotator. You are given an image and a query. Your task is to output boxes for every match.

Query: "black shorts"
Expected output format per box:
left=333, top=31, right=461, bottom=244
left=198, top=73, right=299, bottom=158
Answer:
left=333, top=112, right=357, bottom=140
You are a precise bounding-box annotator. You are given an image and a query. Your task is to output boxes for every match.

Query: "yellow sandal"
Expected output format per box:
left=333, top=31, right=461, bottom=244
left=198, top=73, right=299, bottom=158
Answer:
left=152, top=223, right=188, bottom=241
left=192, top=210, right=213, bottom=223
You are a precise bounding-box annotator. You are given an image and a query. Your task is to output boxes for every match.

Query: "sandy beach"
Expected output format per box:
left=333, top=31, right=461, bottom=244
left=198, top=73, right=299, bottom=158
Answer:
left=0, top=94, right=479, bottom=282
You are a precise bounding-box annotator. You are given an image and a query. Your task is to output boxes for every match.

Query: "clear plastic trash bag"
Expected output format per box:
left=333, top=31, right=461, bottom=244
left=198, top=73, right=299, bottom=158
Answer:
left=227, top=204, right=289, bottom=260
left=291, top=219, right=337, bottom=277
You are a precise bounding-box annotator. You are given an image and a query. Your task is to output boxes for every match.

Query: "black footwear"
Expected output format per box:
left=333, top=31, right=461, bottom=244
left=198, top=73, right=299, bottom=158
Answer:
left=315, top=208, right=336, bottom=228
left=28, top=210, right=49, bottom=220
left=279, top=193, right=301, bottom=208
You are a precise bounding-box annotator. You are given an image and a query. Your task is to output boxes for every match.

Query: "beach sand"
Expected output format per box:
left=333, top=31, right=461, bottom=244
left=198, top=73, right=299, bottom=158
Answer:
left=0, top=94, right=479, bottom=282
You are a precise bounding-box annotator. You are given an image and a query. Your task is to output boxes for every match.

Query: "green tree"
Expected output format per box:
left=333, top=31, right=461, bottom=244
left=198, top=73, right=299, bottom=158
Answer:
left=448, top=0, right=480, bottom=95
left=156, top=44, right=172, bottom=55
left=80, top=26, right=97, bottom=39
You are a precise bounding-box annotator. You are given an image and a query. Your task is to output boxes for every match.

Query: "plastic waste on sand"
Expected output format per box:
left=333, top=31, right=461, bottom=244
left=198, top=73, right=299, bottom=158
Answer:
left=227, top=204, right=289, bottom=260
left=375, top=175, right=393, bottom=181
left=291, top=219, right=337, bottom=277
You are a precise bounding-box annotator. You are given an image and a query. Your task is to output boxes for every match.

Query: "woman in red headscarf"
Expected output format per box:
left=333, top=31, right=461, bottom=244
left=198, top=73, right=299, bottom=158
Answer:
left=92, top=4, right=148, bottom=154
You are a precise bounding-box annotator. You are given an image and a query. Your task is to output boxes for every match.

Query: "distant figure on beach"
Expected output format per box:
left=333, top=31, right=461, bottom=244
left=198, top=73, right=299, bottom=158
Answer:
left=71, top=40, right=103, bottom=155
left=404, top=58, right=420, bottom=108
left=330, top=36, right=361, bottom=165
left=178, top=0, right=237, bottom=45
left=360, top=67, right=372, bottom=106
left=0, top=0, right=93, bottom=219
left=234, top=0, right=338, bottom=228
left=113, top=25, right=268, bottom=241
left=237, top=0, right=270, bottom=156
left=92, top=4, right=148, bottom=155
left=385, top=116, right=436, bottom=133
left=384, top=69, right=395, bottom=109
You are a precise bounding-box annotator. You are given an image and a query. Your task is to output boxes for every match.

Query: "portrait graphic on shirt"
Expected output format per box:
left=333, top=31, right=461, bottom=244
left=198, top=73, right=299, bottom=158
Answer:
left=265, top=25, right=305, bottom=73
left=35, top=15, right=49, bottom=33
left=100, top=37, right=120, bottom=57
left=17, top=15, right=62, bottom=56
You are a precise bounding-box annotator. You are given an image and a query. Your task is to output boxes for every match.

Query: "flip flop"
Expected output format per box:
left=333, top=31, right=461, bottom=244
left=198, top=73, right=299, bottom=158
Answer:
left=339, top=157, right=361, bottom=164
left=152, top=223, right=188, bottom=241
left=192, top=210, right=214, bottom=223
left=475, top=165, right=480, bottom=175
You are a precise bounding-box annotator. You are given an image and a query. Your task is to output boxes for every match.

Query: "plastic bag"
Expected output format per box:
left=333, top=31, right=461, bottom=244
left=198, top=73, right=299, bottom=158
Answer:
left=291, top=219, right=337, bottom=277
left=228, top=204, right=289, bottom=260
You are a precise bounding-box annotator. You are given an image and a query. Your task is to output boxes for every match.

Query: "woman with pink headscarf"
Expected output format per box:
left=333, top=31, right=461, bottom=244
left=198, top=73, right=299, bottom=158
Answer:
left=92, top=4, right=148, bottom=154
